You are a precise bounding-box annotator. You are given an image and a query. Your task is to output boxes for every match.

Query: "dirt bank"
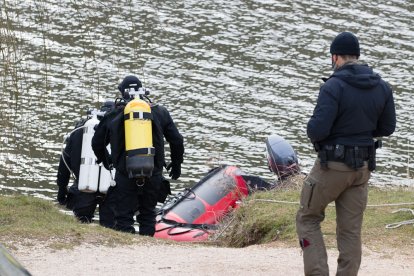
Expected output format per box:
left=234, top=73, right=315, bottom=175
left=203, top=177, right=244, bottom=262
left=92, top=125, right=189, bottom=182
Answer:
left=11, top=242, right=414, bottom=276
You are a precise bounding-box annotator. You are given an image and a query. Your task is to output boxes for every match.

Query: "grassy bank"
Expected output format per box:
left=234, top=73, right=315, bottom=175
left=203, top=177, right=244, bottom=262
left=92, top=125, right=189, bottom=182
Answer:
left=0, top=195, right=148, bottom=250
left=214, top=175, right=414, bottom=250
left=1, top=179, right=414, bottom=251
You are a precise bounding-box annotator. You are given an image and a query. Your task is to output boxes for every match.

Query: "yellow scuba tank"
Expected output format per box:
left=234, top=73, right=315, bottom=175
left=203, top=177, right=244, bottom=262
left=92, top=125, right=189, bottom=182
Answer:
left=124, top=98, right=155, bottom=178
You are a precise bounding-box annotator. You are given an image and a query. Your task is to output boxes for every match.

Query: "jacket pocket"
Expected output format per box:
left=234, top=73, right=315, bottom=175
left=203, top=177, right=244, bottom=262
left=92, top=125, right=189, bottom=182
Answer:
left=300, top=178, right=316, bottom=209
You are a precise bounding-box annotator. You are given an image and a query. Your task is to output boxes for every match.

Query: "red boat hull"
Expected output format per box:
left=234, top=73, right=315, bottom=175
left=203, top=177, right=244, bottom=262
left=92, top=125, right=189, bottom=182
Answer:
left=154, top=165, right=249, bottom=242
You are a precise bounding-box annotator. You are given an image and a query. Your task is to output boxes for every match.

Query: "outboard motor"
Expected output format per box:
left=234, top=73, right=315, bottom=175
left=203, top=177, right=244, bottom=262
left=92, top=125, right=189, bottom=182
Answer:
left=265, top=134, right=300, bottom=180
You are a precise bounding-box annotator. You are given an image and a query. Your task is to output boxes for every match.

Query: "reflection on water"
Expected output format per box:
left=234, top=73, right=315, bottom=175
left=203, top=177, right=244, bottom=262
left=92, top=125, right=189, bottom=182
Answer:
left=1, top=0, right=413, bottom=200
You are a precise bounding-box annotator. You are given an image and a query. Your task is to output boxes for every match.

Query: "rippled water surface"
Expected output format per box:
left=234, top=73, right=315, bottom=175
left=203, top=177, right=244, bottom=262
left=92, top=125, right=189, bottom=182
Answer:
left=1, top=0, right=413, bottom=200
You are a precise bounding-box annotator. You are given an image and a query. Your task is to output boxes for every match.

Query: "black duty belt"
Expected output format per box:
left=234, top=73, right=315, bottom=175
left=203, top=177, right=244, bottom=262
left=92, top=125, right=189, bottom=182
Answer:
left=318, top=145, right=371, bottom=170
left=316, top=141, right=381, bottom=171
left=323, top=145, right=370, bottom=162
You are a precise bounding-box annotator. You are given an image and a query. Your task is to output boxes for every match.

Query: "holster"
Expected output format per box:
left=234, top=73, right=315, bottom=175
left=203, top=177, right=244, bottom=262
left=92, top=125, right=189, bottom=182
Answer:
left=314, top=143, right=328, bottom=170
left=318, top=150, right=328, bottom=170
left=344, top=146, right=364, bottom=170
left=367, top=140, right=382, bottom=172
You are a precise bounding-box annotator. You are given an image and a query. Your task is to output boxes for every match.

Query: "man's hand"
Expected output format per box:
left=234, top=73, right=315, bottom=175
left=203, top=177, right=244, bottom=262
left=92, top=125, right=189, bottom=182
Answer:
left=166, top=162, right=181, bottom=180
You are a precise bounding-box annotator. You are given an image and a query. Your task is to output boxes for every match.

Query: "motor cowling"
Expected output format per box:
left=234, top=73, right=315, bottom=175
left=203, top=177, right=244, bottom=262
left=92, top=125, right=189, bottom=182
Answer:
left=124, top=98, right=155, bottom=178
left=265, top=134, right=300, bottom=180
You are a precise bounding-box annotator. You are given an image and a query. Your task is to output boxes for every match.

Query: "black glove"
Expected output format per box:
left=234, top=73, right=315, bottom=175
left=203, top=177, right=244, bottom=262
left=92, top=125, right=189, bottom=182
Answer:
left=166, top=162, right=181, bottom=180
left=57, top=186, right=68, bottom=205
left=104, top=154, right=113, bottom=170
left=102, top=160, right=111, bottom=170
left=157, top=178, right=171, bottom=203
left=98, top=154, right=112, bottom=170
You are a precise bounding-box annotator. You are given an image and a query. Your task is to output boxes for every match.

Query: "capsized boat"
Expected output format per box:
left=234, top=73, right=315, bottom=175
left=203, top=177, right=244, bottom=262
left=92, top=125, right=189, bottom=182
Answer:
left=154, top=134, right=300, bottom=242
left=155, top=165, right=258, bottom=241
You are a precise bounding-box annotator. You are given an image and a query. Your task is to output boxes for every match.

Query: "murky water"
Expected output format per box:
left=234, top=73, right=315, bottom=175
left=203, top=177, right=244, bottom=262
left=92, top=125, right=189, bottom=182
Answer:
left=1, top=0, right=413, bottom=200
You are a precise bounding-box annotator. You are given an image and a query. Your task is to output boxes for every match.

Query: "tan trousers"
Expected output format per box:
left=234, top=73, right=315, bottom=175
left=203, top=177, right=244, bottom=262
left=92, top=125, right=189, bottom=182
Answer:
left=296, top=159, right=370, bottom=276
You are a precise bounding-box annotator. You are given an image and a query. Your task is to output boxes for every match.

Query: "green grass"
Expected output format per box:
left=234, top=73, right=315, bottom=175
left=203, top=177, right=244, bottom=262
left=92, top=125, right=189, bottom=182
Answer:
left=214, top=176, right=414, bottom=249
left=1, top=181, right=414, bottom=251
left=0, top=194, right=144, bottom=250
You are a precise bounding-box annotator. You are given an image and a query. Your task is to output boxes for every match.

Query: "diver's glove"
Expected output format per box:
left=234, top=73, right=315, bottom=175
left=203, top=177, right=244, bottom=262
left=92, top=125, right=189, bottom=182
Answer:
left=57, top=186, right=68, bottom=205
left=166, top=162, right=181, bottom=180
left=99, top=154, right=113, bottom=171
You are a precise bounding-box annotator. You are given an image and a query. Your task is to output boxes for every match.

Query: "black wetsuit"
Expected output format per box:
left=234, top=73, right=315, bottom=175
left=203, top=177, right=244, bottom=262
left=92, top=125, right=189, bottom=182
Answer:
left=92, top=101, right=184, bottom=235
left=56, top=119, right=114, bottom=227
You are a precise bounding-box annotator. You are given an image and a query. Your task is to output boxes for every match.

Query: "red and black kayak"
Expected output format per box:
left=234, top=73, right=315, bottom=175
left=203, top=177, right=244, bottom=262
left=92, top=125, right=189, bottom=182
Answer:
left=154, top=165, right=253, bottom=242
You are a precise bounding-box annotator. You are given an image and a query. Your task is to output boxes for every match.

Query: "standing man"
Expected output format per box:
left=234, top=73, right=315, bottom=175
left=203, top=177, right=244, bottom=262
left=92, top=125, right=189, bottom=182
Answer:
left=56, top=101, right=115, bottom=227
left=296, top=32, right=396, bottom=276
left=92, top=75, right=184, bottom=236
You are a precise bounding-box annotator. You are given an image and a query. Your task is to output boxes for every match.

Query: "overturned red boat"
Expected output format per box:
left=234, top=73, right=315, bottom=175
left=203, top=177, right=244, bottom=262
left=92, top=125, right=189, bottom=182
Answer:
left=154, top=165, right=251, bottom=241
left=154, top=134, right=300, bottom=242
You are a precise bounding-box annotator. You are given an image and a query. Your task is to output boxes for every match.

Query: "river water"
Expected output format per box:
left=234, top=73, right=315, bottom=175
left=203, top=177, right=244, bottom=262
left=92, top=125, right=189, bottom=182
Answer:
left=0, top=0, right=413, bottom=200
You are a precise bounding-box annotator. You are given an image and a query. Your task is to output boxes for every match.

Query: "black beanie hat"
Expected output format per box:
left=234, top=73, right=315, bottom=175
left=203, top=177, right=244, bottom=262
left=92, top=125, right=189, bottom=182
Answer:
left=330, top=32, right=360, bottom=56
left=118, top=75, right=142, bottom=96
left=100, top=100, right=115, bottom=112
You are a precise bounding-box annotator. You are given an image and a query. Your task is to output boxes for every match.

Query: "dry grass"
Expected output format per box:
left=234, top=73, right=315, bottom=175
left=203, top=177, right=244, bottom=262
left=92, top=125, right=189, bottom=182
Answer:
left=213, top=174, right=414, bottom=250
left=0, top=194, right=156, bottom=250
left=1, top=180, right=414, bottom=252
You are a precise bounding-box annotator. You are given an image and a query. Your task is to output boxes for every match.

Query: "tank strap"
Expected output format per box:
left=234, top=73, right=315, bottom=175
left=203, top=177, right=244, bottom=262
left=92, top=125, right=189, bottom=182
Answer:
left=80, top=157, right=98, bottom=165
left=124, top=111, right=153, bottom=120
left=126, top=147, right=155, bottom=156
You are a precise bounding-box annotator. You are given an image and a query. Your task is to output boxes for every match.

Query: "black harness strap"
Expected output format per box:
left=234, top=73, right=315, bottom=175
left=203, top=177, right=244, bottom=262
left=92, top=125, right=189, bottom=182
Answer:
left=124, top=111, right=153, bottom=120
left=126, top=147, right=155, bottom=156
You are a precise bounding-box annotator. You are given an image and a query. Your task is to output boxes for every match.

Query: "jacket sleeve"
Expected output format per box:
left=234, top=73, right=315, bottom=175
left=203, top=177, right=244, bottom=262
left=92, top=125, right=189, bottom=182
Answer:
left=92, top=117, right=110, bottom=167
left=162, top=109, right=184, bottom=164
left=373, top=89, right=396, bottom=137
left=307, top=84, right=339, bottom=143
left=56, top=137, right=71, bottom=188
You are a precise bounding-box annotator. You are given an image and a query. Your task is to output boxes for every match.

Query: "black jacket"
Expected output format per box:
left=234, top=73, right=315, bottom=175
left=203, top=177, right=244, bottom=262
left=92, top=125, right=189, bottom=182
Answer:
left=92, top=101, right=184, bottom=176
left=307, top=63, right=396, bottom=146
left=56, top=122, right=84, bottom=188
